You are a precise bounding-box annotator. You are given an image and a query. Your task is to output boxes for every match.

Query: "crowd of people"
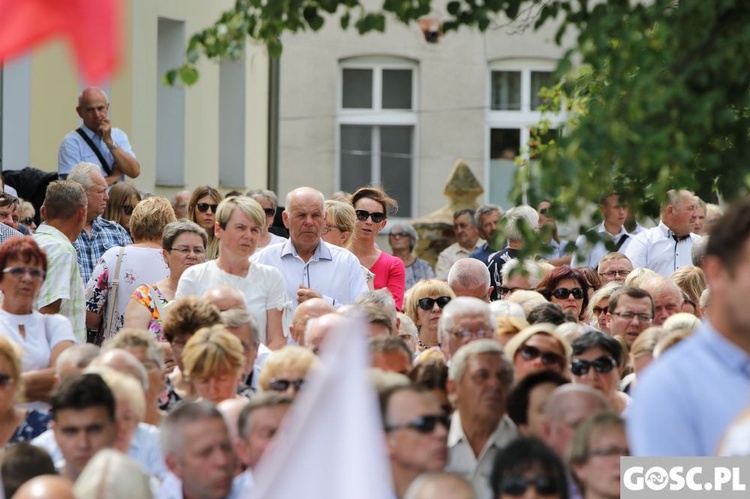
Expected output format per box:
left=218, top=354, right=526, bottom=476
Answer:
left=0, top=86, right=744, bottom=499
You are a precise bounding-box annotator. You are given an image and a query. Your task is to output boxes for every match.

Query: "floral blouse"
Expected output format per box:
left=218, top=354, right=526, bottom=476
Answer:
left=131, top=284, right=169, bottom=341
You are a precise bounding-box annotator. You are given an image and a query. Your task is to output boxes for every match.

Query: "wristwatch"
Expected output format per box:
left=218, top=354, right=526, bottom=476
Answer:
left=107, top=142, right=118, bottom=151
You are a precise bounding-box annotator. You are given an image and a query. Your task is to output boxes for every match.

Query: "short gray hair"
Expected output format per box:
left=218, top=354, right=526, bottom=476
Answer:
left=389, top=222, right=419, bottom=251
left=237, top=392, right=293, bottom=440
left=161, top=401, right=225, bottom=456
left=503, top=205, right=539, bottom=242
left=355, top=289, right=397, bottom=327
left=691, top=235, right=709, bottom=266
left=448, top=339, right=510, bottom=383
left=68, top=162, right=101, bottom=190
left=102, top=328, right=164, bottom=371
left=474, top=204, right=502, bottom=226
left=55, top=344, right=100, bottom=376
left=501, top=258, right=544, bottom=287
left=246, top=189, right=279, bottom=211
left=220, top=308, right=260, bottom=345
left=438, top=297, right=493, bottom=347
left=162, top=220, right=208, bottom=251
left=447, top=258, right=490, bottom=290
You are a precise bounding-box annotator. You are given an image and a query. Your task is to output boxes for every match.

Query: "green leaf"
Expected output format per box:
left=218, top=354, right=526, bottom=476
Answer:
left=163, top=69, right=178, bottom=87
left=178, top=66, right=199, bottom=86
left=447, top=1, right=461, bottom=15
left=267, top=38, right=283, bottom=58
left=340, top=11, right=351, bottom=29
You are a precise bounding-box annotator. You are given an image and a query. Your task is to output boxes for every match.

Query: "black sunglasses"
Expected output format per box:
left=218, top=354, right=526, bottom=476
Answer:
left=518, top=344, right=566, bottom=369
left=263, top=208, right=275, bottom=217
left=121, top=205, right=135, bottom=215
left=355, top=209, right=386, bottom=223
left=418, top=296, right=452, bottom=311
left=551, top=287, right=584, bottom=300
left=385, top=414, right=450, bottom=434
left=571, top=356, right=617, bottom=376
left=500, top=476, right=560, bottom=496
left=0, top=373, right=12, bottom=387
left=196, top=203, right=219, bottom=213
left=20, top=217, right=34, bottom=226
left=269, top=378, right=304, bottom=392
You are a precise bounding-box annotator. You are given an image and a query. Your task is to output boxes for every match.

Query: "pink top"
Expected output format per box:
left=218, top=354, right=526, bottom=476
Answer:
left=369, top=252, right=406, bottom=310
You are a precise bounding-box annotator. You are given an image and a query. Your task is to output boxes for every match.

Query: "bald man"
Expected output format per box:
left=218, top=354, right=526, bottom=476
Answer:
left=204, top=284, right=247, bottom=312
left=14, top=475, right=75, bottom=499
left=290, top=297, right=335, bottom=345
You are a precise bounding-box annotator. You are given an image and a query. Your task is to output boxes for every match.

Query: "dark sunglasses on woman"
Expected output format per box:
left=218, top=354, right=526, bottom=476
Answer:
left=355, top=209, right=386, bottom=223
left=196, top=203, right=219, bottom=213
left=418, top=296, right=452, bottom=311
left=570, top=356, right=617, bottom=376
left=551, top=287, right=584, bottom=300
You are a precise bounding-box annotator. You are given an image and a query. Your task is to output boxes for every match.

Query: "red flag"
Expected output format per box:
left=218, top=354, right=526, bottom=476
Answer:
left=0, top=0, right=121, bottom=83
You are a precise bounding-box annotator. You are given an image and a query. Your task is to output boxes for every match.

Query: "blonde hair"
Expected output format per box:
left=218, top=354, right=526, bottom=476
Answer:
left=624, top=267, right=659, bottom=288
left=324, top=199, right=356, bottom=243
left=404, top=279, right=455, bottom=329
left=0, top=336, right=23, bottom=403
left=505, top=290, right=548, bottom=317
left=129, top=196, right=177, bottom=242
left=216, top=196, right=265, bottom=231
left=670, top=265, right=707, bottom=309
left=258, top=346, right=320, bottom=391
left=182, top=325, right=245, bottom=379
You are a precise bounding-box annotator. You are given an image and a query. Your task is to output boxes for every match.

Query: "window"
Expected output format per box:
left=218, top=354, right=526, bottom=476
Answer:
left=156, top=18, right=186, bottom=186
left=486, top=60, right=563, bottom=208
left=338, top=58, right=417, bottom=217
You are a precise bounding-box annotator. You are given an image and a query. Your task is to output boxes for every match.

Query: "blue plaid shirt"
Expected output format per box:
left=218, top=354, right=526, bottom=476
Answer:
left=73, top=217, right=132, bottom=285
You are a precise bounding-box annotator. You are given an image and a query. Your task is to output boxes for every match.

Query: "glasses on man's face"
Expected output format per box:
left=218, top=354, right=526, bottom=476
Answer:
left=518, top=344, right=566, bottom=370
left=269, top=378, right=305, bottom=392
left=499, top=476, right=560, bottom=496
left=570, top=356, right=617, bottom=376
left=551, top=287, right=584, bottom=300
left=263, top=208, right=275, bottom=217
left=196, top=203, right=218, bottom=214
left=122, top=205, right=135, bottom=216
left=385, top=414, right=450, bottom=434
left=355, top=210, right=386, bottom=223
left=169, top=246, right=206, bottom=257
left=599, top=269, right=631, bottom=279
left=418, top=296, right=452, bottom=311
left=450, top=328, right=495, bottom=341
left=3, top=266, right=45, bottom=280
left=499, top=286, right=530, bottom=297
left=611, top=311, right=652, bottom=323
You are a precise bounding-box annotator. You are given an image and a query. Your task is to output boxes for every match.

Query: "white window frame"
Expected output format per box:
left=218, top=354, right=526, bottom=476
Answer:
left=336, top=57, right=418, bottom=220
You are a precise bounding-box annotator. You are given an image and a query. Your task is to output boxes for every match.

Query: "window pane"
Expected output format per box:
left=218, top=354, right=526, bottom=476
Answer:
left=531, top=71, right=555, bottom=110
left=340, top=125, right=372, bottom=194
left=342, top=69, right=373, bottom=109
left=491, top=71, right=521, bottom=111
left=382, top=69, right=413, bottom=110
left=489, top=128, right=521, bottom=209
left=380, top=126, right=412, bottom=217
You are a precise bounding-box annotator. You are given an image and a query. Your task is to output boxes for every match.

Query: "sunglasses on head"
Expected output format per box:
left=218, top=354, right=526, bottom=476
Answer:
left=385, top=414, right=450, bottom=434
left=121, top=205, right=135, bottom=215
left=518, top=344, right=566, bottom=370
left=500, top=476, right=560, bottom=496
left=551, top=287, right=584, bottom=300
left=263, top=208, right=275, bottom=217
left=269, top=378, right=305, bottom=392
left=418, top=296, right=452, bottom=311
left=571, top=356, right=617, bottom=376
left=355, top=210, right=386, bottom=223
left=196, top=203, right=219, bottom=214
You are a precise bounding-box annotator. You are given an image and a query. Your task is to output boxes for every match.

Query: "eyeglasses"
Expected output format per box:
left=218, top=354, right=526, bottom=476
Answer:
left=599, top=270, right=632, bottom=278
left=269, top=378, right=305, bottom=392
left=321, top=225, right=344, bottom=235
left=388, top=232, right=407, bottom=239
left=121, top=205, right=135, bottom=215
left=551, top=287, right=584, bottom=300
left=355, top=210, right=386, bottom=223
left=592, top=306, right=608, bottom=316
left=169, top=246, right=206, bottom=256
left=20, top=217, right=34, bottom=226
left=499, top=476, right=560, bottom=496
left=498, top=286, right=531, bottom=297
left=589, top=445, right=630, bottom=458
left=196, top=203, right=219, bottom=213
left=263, top=208, right=275, bottom=217
left=385, top=414, right=450, bottom=434
left=570, top=356, right=617, bottom=376
left=539, top=207, right=549, bottom=215
left=418, top=296, right=452, bottom=311
left=450, top=328, right=495, bottom=341
left=611, top=311, right=652, bottom=323
left=518, top=344, right=566, bottom=370
left=3, top=267, right=45, bottom=280
left=0, top=374, right=13, bottom=387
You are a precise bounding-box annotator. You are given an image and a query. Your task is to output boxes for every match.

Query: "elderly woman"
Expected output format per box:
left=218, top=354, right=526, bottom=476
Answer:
left=187, top=185, right=223, bottom=260
left=19, top=201, right=36, bottom=233
left=587, top=282, right=622, bottom=333
left=182, top=325, right=247, bottom=404
left=246, top=188, right=287, bottom=250
left=176, top=196, right=287, bottom=349
left=404, top=279, right=456, bottom=351
left=537, top=266, right=590, bottom=323
left=0, top=335, right=51, bottom=445
left=570, top=331, right=630, bottom=414
left=102, top=182, right=141, bottom=235
left=0, top=237, right=76, bottom=404
left=258, top=345, right=320, bottom=395
left=124, top=220, right=208, bottom=340
left=388, top=222, right=434, bottom=290
left=505, top=323, right=571, bottom=381
left=569, top=412, right=629, bottom=499
left=348, top=187, right=406, bottom=310
left=86, top=197, right=176, bottom=343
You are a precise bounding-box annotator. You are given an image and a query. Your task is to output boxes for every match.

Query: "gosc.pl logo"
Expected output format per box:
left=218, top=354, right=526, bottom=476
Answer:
left=624, top=466, right=747, bottom=492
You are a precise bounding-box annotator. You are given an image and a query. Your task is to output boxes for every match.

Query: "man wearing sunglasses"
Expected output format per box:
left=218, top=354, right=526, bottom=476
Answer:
left=253, top=187, right=368, bottom=314
left=380, top=384, right=449, bottom=499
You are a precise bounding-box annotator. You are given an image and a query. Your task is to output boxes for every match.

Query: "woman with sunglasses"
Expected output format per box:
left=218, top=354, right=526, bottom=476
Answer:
left=505, top=323, right=571, bottom=382
left=258, top=345, right=320, bottom=395
left=537, top=266, right=590, bottom=323
left=102, top=182, right=141, bottom=235
left=404, top=279, right=455, bottom=352
left=570, top=331, right=630, bottom=414
left=490, top=436, right=569, bottom=499
left=19, top=201, right=37, bottom=234
left=0, top=238, right=75, bottom=406
left=187, top=185, right=223, bottom=260
left=323, top=200, right=375, bottom=289
left=246, top=188, right=287, bottom=251
left=387, top=222, right=435, bottom=290
left=348, top=187, right=406, bottom=310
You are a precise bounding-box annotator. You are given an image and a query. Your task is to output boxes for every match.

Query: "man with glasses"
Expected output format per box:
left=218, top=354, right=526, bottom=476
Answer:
left=596, top=252, right=633, bottom=284
left=436, top=209, right=484, bottom=280
left=253, top=187, right=368, bottom=314
left=605, top=286, right=654, bottom=347
left=380, top=384, right=449, bottom=499
left=572, top=193, right=631, bottom=268
left=446, top=340, right=518, bottom=498
left=438, top=297, right=496, bottom=360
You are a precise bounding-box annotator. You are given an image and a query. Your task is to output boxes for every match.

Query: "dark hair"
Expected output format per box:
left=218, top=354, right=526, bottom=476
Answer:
left=187, top=186, right=223, bottom=235
left=50, top=373, right=116, bottom=422
left=608, top=286, right=654, bottom=316
left=571, top=330, right=625, bottom=367
left=351, top=186, right=398, bottom=217
left=409, top=358, right=448, bottom=392
left=161, top=296, right=221, bottom=343
left=527, top=302, right=569, bottom=326
left=0, top=236, right=48, bottom=280
left=490, top=437, right=569, bottom=499
left=536, top=266, right=590, bottom=321
left=1, top=443, right=56, bottom=498
left=507, top=370, right=570, bottom=426
left=578, top=267, right=601, bottom=293
left=705, top=197, right=749, bottom=271
left=369, top=335, right=412, bottom=361
left=378, top=383, right=428, bottom=429
left=0, top=193, right=19, bottom=209
left=237, top=392, right=293, bottom=440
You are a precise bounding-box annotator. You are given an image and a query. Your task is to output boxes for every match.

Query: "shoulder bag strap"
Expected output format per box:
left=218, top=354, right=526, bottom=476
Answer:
left=148, top=285, right=169, bottom=323
left=75, top=127, right=113, bottom=176
left=105, top=247, right=125, bottom=339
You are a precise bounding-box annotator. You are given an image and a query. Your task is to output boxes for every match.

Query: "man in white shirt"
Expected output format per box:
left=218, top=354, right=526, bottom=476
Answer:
left=625, top=189, right=700, bottom=276
left=572, top=192, right=631, bottom=268
left=435, top=209, right=485, bottom=280
left=253, top=187, right=368, bottom=312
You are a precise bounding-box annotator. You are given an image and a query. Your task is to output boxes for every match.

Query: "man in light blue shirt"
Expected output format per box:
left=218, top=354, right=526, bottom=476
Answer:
left=627, top=197, right=750, bottom=455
